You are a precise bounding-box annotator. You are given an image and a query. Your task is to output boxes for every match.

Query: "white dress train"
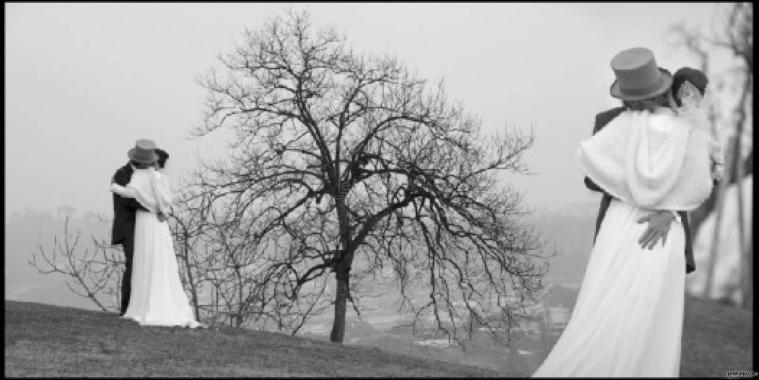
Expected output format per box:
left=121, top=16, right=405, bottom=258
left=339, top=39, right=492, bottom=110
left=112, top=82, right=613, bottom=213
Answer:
left=112, top=168, right=201, bottom=328
left=532, top=199, right=685, bottom=377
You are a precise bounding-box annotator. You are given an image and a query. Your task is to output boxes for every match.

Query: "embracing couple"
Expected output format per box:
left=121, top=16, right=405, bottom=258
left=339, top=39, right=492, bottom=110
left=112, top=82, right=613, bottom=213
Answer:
left=533, top=47, right=722, bottom=377
left=110, top=139, right=202, bottom=328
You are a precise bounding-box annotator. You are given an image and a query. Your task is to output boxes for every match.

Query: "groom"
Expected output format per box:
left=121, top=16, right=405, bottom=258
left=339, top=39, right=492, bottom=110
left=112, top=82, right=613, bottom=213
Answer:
left=111, top=139, right=168, bottom=315
left=586, top=47, right=696, bottom=274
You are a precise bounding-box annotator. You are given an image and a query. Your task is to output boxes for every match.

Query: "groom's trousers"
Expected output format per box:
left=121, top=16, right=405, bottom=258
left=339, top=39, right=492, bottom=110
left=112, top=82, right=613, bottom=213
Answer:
left=120, top=234, right=135, bottom=315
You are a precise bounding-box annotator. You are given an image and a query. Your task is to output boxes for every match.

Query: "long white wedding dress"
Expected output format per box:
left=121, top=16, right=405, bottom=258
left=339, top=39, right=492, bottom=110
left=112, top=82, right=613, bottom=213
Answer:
left=533, top=100, right=714, bottom=377
left=532, top=199, right=686, bottom=376
left=111, top=168, right=201, bottom=328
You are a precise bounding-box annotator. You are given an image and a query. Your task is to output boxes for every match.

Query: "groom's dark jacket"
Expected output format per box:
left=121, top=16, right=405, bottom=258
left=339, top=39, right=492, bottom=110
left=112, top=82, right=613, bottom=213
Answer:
left=584, top=107, right=696, bottom=274
left=111, top=163, right=148, bottom=245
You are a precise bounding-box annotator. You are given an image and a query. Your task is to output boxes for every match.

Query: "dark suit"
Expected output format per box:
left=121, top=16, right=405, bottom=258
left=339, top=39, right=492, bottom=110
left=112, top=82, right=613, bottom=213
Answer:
left=111, top=163, right=148, bottom=314
left=585, top=107, right=696, bottom=274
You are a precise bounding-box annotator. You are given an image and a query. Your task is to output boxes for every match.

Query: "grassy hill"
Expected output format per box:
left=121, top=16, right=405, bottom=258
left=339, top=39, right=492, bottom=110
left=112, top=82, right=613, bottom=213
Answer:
left=4, top=301, right=498, bottom=377
left=680, top=296, right=754, bottom=377
left=4, top=296, right=754, bottom=377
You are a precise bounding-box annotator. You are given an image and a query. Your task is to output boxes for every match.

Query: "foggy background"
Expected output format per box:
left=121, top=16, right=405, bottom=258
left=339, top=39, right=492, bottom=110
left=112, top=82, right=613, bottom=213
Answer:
left=6, top=2, right=748, bottom=375
left=5, top=3, right=723, bottom=215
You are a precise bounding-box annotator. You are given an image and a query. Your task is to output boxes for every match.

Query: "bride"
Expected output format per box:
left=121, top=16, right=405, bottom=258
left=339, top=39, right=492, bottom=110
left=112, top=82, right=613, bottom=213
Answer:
left=532, top=48, right=717, bottom=377
left=110, top=149, right=202, bottom=328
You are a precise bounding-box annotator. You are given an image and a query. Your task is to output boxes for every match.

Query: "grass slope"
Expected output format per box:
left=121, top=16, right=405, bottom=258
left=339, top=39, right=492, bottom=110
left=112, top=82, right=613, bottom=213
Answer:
left=4, top=296, right=753, bottom=377
left=680, top=296, right=753, bottom=377
left=4, top=301, right=498, bottom=377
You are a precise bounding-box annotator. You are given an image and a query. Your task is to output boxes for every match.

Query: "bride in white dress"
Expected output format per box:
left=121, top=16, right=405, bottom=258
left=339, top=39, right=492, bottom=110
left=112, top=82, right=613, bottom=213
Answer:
left=110, top=150, right=202, bottom=328
left=532, top=54, right=717, bottom=377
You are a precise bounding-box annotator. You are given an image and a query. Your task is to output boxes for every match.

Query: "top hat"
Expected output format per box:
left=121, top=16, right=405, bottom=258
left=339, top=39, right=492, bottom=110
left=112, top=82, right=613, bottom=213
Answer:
left=610, top=47, right=673, bottom=101
left=127, top=139, right=159, bottom=164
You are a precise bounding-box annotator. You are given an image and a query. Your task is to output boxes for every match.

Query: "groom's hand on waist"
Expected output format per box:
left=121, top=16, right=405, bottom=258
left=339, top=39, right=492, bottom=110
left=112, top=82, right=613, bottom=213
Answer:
left=157, top=212, right=169, bottom=223
left=637, top=210, right=677, bottom=250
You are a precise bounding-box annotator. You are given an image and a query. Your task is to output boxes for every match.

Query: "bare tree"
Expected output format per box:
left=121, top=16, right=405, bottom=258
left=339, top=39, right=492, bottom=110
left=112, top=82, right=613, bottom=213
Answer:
left=167, top=176, right=331, bottom=333
left=29, top=216, right=123, bottom=313
left=168, top=179, right=214, bottom=322
left=194, top=10, right=546, bottom=344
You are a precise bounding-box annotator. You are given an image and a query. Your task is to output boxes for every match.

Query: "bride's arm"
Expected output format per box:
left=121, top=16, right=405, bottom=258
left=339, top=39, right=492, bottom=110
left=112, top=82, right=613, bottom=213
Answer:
left=150, top=171, right=172, bottom=216
left=110, top=182, right=137, bottom=198
left=112, top=173, right=160, bottom=213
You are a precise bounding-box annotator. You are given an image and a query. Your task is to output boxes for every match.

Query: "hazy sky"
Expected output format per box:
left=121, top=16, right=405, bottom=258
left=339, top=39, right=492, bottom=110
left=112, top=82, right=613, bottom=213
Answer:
left=5, top=3, right=725, bottom=216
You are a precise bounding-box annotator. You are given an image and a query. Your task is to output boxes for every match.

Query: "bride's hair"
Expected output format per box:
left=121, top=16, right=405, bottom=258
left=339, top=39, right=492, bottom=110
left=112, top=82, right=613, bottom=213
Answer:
left=672, top=67, right=708, bottom=107
left=156, top=149, right=169, bottom=169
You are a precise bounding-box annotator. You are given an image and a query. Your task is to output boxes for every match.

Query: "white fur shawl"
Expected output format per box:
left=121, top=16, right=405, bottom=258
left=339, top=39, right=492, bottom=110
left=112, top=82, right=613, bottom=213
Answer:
left=577, top=107, right=713, bottom=211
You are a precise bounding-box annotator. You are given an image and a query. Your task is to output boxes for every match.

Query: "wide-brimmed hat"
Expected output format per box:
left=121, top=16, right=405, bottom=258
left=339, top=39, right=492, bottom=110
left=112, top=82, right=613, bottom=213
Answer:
left=609, top=47, right=673, bottom=101
left=127, top=139, right=159, bottom=164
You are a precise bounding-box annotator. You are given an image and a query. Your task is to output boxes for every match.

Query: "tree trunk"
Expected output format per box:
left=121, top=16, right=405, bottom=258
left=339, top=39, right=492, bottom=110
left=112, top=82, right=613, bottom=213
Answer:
left=330, top=267, right=350, bottom=343
left=539, top=293, right=551, bottom=358
left=734, top=74, right=751, bottom=309
left=735, top=143, right=750, bottom=309
left=329, top=194, right=354, bottom=344
left=745, top=236, right=753, bottom=308
left=236, top=266, right=244, bottom=328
